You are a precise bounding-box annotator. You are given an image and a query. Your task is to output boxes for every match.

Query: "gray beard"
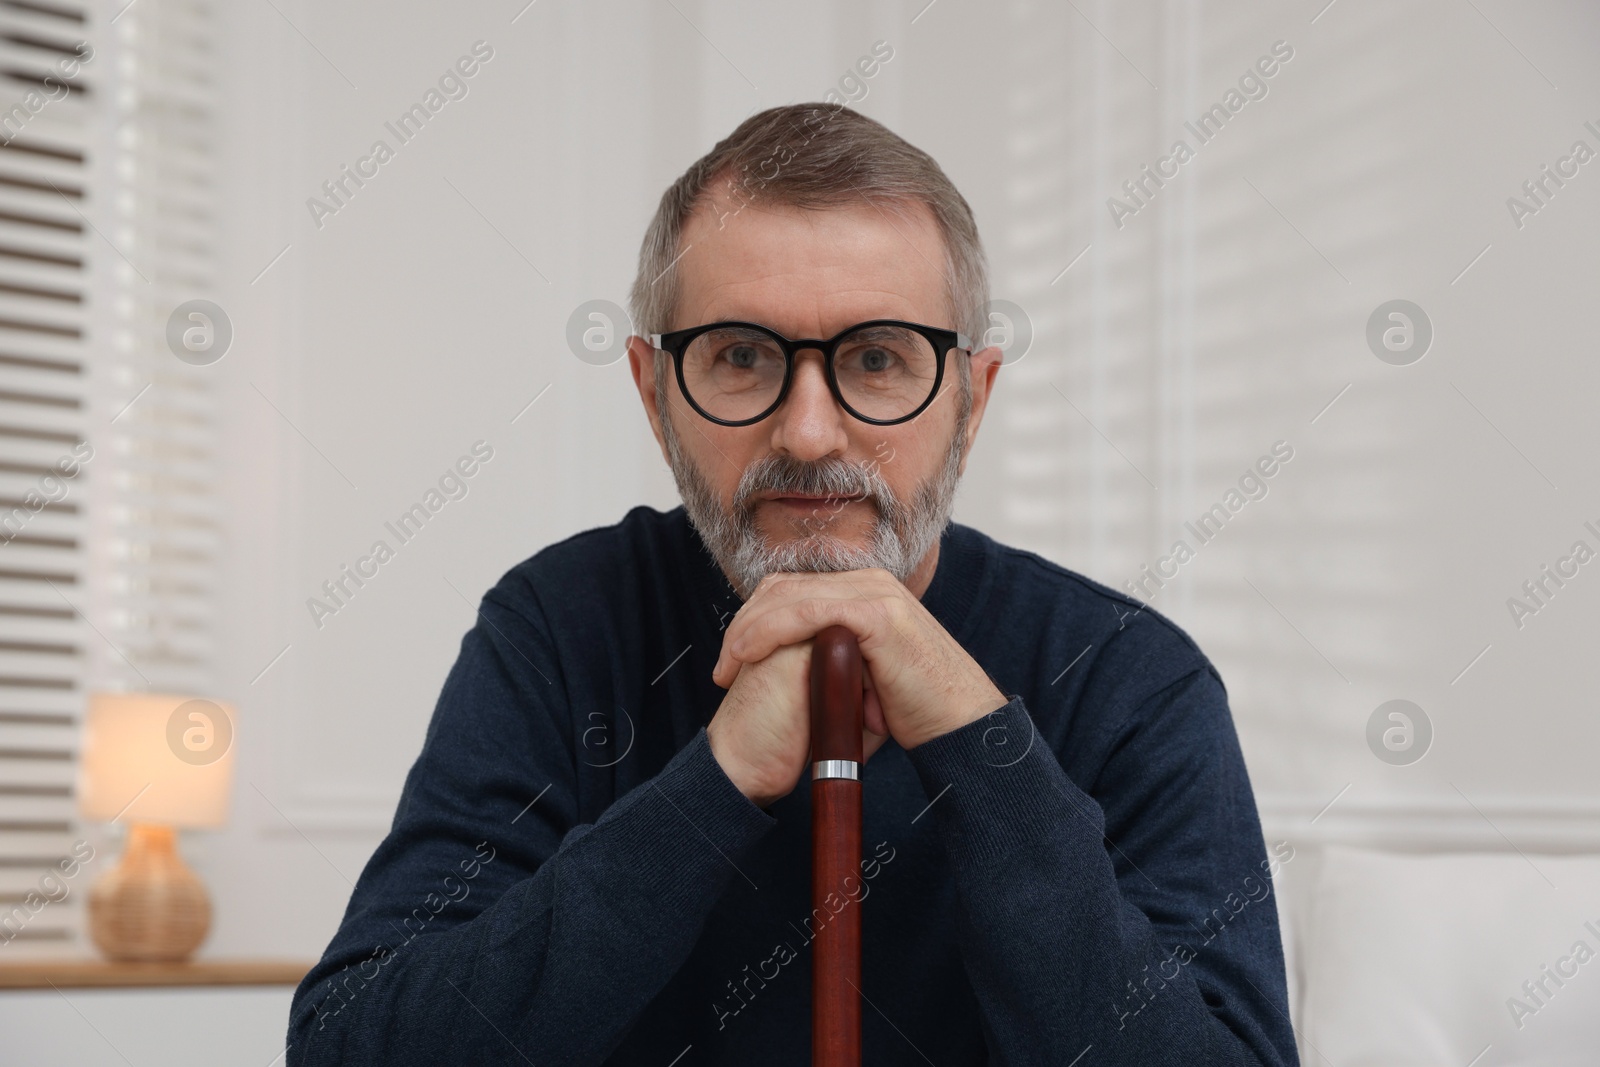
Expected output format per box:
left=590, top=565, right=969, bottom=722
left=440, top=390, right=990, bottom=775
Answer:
left=659, top=386, right=970, bottom=602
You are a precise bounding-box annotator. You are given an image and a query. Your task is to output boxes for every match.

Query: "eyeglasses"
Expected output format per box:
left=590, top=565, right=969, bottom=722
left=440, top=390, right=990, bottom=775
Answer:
left=648, top=318, right=973, bottom=427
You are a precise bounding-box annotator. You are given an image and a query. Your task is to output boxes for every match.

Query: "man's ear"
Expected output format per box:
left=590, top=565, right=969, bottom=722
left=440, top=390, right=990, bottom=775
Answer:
left=626, top=335, right=671, bottom=465
left=957, top=344, right=1004, bottom=475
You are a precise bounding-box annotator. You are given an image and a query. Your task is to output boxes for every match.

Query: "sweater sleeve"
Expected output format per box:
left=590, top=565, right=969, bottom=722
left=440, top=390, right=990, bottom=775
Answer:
left=286, top=583, right=777, bottom=1066
left=901, top=670, right=1299, bottom=1067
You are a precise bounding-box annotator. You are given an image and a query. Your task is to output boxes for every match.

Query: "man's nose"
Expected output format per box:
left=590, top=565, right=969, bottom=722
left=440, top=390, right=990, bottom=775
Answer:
left=768, top=348, right=849, bottom=462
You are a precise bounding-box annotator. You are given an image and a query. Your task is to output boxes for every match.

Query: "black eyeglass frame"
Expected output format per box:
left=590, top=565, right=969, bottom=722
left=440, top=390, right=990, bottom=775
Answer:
left=648, top=318, right=974, bottom=427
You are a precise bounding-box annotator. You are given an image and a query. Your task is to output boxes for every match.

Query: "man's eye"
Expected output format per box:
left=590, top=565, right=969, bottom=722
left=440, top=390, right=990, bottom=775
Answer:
left=859, top=347, right=894, bottom=372
left=724, top=344, right=761, bottom=368
left=843, top=345, right=905, bottom=375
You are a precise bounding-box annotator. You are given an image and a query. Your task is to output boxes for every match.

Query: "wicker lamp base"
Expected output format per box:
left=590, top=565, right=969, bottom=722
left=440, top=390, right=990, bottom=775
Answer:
left=87, top=823, right=211, bottom=963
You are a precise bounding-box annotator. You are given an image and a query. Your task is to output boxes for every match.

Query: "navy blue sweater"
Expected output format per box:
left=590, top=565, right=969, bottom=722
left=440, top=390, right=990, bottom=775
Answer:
left=287, top=504, right=1299, bottom=1066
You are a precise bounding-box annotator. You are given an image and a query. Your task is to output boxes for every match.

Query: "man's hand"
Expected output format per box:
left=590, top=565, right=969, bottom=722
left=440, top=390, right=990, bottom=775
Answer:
left=711, top=568, right=1009, bottom=754
left=706, top=639, right=891, bottom=808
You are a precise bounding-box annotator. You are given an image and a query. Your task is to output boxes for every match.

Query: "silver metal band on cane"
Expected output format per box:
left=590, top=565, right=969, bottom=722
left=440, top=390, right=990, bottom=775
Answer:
left=812, top=759, right=860, bottom=781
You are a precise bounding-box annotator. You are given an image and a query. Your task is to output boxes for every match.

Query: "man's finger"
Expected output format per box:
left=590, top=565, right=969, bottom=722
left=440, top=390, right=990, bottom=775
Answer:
left=864, top=685, right=886, bottom=737
left=744, top=595, right=881, bottom=665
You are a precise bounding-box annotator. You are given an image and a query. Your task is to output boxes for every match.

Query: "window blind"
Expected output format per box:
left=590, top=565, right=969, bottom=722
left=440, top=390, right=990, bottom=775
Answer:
left=0, top=0, right=93, bottom=954
left=0, top=0, right=219, bottom=956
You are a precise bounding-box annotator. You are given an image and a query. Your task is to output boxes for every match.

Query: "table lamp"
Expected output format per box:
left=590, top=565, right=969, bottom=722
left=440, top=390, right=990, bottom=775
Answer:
left=77, top=691, right=237, bottom=962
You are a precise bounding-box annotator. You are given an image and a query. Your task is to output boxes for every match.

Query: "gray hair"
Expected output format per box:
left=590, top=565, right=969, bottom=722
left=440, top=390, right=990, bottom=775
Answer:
left=629, top=102, right=990, bottom=407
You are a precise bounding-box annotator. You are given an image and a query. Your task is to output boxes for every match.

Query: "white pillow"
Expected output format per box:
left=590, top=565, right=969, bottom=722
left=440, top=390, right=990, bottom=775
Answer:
left=1270, top=840, right=1310, bottom=1028
left=1299, top=845, right=1600, bottom=1067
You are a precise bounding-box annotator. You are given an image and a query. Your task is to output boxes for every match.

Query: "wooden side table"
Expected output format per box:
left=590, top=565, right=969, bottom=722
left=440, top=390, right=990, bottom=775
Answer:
left=0, top=959, right=315, bottom=990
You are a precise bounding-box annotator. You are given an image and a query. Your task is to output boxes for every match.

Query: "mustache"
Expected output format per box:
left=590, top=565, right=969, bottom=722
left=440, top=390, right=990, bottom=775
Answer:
left=733, top=454, right=886, bottom=514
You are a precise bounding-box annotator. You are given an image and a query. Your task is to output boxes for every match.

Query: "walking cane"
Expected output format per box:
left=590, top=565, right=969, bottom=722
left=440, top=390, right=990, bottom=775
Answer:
left=810, top=624, right=863, bottom=1066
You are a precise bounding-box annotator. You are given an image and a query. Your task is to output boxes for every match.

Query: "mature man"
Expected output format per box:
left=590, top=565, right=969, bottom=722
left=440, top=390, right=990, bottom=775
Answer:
left=288, top=103, right=1299, bottom=1066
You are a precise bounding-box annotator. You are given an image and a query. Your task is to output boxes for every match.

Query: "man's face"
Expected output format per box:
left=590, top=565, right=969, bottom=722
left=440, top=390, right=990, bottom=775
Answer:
left=626, top=186, right=1002, bottom=601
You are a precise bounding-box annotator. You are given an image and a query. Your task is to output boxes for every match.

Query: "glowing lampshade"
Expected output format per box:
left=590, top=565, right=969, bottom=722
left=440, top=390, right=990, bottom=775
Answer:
left=78, top=692, right=236, bottom=827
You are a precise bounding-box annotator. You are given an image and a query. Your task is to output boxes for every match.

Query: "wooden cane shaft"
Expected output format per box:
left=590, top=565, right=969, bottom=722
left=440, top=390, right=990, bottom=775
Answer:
left=812, top=778, right=861, bottom=1065
left=810, top=624, right=862, bottom=1066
